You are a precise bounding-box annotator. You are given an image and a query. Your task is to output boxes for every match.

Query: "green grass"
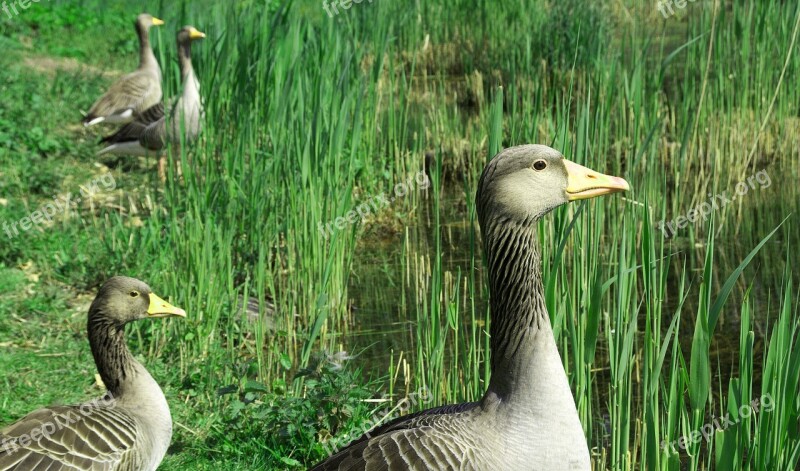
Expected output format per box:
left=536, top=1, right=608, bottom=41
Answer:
left=0, top=0, right=798, bottom=469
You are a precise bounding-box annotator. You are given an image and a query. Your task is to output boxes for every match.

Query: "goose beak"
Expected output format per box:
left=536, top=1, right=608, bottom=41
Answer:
left=152, top=17, right=165, bottom=26
left=189, top=28, right=206, bottom=40
left=147, top=293, right=187, bottom=318
left=564, top=159, right=630, bottom=201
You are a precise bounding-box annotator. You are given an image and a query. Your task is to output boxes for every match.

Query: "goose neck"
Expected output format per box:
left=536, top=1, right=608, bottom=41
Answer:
left=482, top=217, right=557, bottom=403
left=137, top=23, right=159, bottom=75
left=87, top=311, right=140, bottom=398
left=178, top=41, right=194, bottom=80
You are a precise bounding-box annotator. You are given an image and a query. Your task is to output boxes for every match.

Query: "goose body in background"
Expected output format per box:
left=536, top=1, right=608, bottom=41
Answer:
left=82, top=14, right=164, bottom=127
left=0, top=277, right=186, bottom=471
left=97, top=26, right=205, bottom=179
left=312, top=145, right=629, bottom=470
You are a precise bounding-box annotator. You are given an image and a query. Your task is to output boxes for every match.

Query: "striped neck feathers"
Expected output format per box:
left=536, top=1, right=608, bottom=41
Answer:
left=178, top=40, right=195, bottom=81
left=87, top=309, right=141, bottom=397
left=482, top=215, right=550, bottom=399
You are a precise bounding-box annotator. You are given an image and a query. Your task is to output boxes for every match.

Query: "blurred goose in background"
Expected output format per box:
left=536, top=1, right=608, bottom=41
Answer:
left=82, top=13, right=164, bottom=127
left=238, top=295, right=277, bottom=331
left=312, top=145, right=629, bottom=470
left=0, top=277, right=186, bottom=471
left=97, top=26, right=205, bottom=180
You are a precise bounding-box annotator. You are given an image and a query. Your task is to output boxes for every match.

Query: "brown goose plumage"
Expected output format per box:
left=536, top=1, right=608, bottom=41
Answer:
left=312, top=145, right=629, bottom=471
left=82, top=14, right=164, bottom=127
left=97, top=26, right=205, bottom=181
left=0, top=277, right=186, bottom=471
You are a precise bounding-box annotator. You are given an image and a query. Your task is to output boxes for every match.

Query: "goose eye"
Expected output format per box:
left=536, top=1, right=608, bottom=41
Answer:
left=129, top=291, right=140, bottom=298
left=533, top=160, right=547, bottom=171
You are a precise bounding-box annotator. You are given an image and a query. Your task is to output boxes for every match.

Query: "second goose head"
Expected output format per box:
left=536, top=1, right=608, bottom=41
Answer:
left=178, top=25, right=206, bottom=43
left=177, top=25, right=206, bottom=57
left=176, top=26, right=206, bottom=78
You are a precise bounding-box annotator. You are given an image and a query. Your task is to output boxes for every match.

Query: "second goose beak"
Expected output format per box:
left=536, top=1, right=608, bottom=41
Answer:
left=189, top=28, right=206, bottom=40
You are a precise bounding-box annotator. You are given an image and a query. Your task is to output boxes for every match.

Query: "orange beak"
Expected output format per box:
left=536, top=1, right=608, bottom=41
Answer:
left=564, top=159, right=630, bottom=201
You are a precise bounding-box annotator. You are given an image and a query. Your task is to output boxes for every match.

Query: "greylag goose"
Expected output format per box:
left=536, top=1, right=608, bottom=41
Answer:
left=0, top=277, right=186, bottom=471
left=97, top=26, right=205, bottom=179
left=83, top=14, right=164, bottom=127
left=312, top=145, right=629, bottom=470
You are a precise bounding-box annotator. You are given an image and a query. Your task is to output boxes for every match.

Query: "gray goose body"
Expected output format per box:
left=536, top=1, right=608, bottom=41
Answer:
left=312, top=145, right=629, bottom=471
left=83, top=14, right=164, bottom=127
left=0, top=277, right=186, bottom=471
left=97, top=26, right=205, bottom=163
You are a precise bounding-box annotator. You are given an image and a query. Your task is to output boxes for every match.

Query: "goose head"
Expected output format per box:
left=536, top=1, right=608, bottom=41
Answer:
left=477, top=144, right=630, bottom=226
left=136, top=13, right=165, bottom=31
left=90, top=276, right=186, bottom=325
left=178, top=25, right=206, bottom=44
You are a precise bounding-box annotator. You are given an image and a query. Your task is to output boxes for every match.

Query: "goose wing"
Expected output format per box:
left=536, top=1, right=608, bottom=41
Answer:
left=138, top=116, right=167, bottom=151
left=0, top=402, right=139, bottom=471
left=313, top=402, right=481, bottom=471
left=83, top=70, right=162, bottom=126
left=100, top=102, right=165, bottom=148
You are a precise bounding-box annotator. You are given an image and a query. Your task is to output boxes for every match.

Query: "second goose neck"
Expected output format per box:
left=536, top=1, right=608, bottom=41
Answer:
left=178, top=41, right=195, bottom=81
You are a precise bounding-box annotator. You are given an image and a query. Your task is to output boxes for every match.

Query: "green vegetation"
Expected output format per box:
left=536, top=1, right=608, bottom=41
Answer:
left=1, top=0, right=798, bottom=469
